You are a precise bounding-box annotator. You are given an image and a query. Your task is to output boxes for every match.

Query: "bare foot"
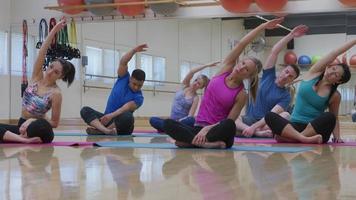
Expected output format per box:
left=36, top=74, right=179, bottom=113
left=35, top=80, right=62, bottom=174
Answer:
left=200, top=141, right=226, bottom=149
left=303, top=134, right=323, bottom=144
left=255, top=130, right=273, bottom=138
left=24, top=137, right=42, bottom=144
left=175, top=141, right=195, bottom=148
left=86, top=127, right=105, bottom=135
left=106, top=128, right=117, bottom=135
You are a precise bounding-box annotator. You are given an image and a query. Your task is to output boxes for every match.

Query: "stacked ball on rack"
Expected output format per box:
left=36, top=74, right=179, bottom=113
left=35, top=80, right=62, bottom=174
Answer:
left=220, top=0, right=288, bottom=13
left=58, top=0, right=178, bottom=16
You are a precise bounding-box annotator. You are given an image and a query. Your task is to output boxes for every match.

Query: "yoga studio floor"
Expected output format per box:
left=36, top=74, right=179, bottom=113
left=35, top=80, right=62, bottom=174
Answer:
left=0, top=119, right=355, bottom=199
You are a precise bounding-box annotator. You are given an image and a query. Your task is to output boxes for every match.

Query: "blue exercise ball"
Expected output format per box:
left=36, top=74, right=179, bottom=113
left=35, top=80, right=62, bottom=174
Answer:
left=85, top=0, right=114, bottom=16
left=298, top=55, right=312, bottom=67
left=150, top=2, right=178, bottom=15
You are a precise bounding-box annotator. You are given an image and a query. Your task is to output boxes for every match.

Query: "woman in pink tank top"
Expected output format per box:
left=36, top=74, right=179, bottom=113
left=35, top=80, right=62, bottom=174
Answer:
left=163, top=17, right=284, bottom=149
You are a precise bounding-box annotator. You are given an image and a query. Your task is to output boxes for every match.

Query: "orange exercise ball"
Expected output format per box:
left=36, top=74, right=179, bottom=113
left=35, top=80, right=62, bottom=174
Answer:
left=349, top=54, right=356, bottom=68
left=284, top=51, right=297, bottom=65
left=57, top=0, right=85, bottom=15
left=255, top=0, right=288, bottom=12
left=220, top=0, right=252, bottom=13
left=116, top=0, right=145, bottom=16
left=339, top=0, right=356, bottom=7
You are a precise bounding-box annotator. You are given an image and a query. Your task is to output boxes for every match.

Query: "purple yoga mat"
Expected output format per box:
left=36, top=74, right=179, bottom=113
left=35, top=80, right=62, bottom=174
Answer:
left=234, top=138, right=356, bottom=146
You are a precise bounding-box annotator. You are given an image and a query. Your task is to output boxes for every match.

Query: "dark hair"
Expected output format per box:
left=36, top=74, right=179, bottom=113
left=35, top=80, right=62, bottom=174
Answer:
left=27, top=119, right=54, bottom=143
left=132, top=69, right=146, bottom=81
left=289, top=64, right=301, bottom=79
left=55, top=58, right=76, bottom=87
left=315, top=63, right=351, bottom=104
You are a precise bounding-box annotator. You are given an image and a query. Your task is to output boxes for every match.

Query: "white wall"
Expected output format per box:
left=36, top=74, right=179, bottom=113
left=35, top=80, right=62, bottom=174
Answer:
left=0, top=0, right=11, bottom=119
left=2, top=0, right=355, bottom=120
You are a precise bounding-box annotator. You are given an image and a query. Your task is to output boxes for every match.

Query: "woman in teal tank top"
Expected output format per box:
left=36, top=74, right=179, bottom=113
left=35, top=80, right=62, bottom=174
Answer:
left=265, top=39, right=354, bottom=144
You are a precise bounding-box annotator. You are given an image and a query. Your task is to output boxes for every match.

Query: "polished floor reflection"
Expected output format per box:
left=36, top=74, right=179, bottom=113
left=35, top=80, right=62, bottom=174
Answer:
left=0, top=125, right=356, bottom=199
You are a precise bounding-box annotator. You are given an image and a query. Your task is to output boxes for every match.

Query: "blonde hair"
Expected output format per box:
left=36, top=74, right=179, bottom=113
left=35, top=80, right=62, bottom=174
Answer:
left=248, top=57, right=262, bottom=102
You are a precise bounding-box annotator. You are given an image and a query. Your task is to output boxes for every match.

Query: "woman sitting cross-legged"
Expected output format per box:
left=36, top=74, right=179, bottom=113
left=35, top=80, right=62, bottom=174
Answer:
left=163, top=18, right=284, bottom=148
left=265, top=39, right=354, bottom=144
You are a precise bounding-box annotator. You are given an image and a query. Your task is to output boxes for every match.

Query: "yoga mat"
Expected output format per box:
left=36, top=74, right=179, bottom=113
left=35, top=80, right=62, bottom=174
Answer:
left=133, top=129, right=158, bottom=133
left=55, top=132, right=168, bottom=137
left=234, top=138, right=356, bottom=147
left=0, top=142, right=93, bottom=147
left=94, top=141, right=313, bottom=153
left=235, top=138, right=277, bottom=144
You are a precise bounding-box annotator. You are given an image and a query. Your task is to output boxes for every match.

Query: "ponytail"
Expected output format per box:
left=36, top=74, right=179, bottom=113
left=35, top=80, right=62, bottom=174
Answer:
left=248, top=57, right=262, bottom=102
left=250, top=73, right=259, bottom=102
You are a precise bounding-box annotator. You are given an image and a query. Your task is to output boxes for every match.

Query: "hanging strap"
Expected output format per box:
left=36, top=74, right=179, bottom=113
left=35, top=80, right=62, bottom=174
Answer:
left=21, top=20, right=28, bottom=97
left=36, top=18, right=48, bottom=49
left=49, top=18, right=57, bottom=46
left=39, top=18, right=48, bottom=42
left=57, top=24, right=69, bottom=45
left=69, top=18, right=77, bottom=47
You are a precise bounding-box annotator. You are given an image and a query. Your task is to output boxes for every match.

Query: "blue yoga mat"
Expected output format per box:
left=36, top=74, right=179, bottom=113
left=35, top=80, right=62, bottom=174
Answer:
left=94, top=141, right=313, bottom=153
left=54, top=133, right=168, bottom=137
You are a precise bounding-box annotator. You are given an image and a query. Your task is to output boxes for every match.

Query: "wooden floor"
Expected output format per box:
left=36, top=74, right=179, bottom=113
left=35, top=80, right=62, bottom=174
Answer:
left=0, top=119, right=355, bottom=200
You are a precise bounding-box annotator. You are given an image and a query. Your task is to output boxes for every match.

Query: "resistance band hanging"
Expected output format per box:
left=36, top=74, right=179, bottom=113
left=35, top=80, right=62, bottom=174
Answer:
left=36, top=18, right=48, bottom=49
left=21, top=20, right=28, bottom=97
left=69, top=18, right=77, bottom=47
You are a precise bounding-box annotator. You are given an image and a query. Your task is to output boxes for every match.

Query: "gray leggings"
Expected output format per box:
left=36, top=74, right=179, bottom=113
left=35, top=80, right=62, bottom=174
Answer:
left=80, top=106, right=134, bottom=135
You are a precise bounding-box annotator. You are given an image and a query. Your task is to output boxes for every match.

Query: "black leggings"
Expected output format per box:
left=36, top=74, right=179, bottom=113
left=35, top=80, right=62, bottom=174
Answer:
left=265, top=112, right=336, bottom=143
left=163, top=119, right=236, bottom=148
left=80, top=106, right=134, bottom=135
left=0, top=118, right=26, bottom=142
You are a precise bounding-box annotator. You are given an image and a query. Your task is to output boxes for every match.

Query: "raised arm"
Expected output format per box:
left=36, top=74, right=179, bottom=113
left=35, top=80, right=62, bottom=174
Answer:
left=217, top=17, right=284, bottom=75
left=32, top=18, right=67, bottom=82
left=264, top=25, right=308, bottom=70
left=117, top=44, right=148, bottom=77
left=309, top=39, right=356, bottom=75
left=182, top=61, right=219, bottom=87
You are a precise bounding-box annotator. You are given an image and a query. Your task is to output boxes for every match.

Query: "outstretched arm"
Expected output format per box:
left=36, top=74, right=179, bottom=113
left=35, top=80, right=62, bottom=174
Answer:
left=217, top=17, right=284, bottom=76
left=182, top=61, right=219, bottom=87
left=264, top=25, right=308, bottom=70
left=117, top=44, right=148, bottom=77
left=32, top=18, right=67, bottom=82
left=309, top=39, right=356, bottom=75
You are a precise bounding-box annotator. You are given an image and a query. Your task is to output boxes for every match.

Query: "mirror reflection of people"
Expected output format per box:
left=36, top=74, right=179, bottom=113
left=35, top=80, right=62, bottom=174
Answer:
left=17, top=147, right=62, bottom=200
left=244, top=152, right=296, bottom=199
left=80, top=147, right=144, bottom=199
left=290, top=146, right=340, bottom=199
left=162, top=151, right=238, bottom=198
